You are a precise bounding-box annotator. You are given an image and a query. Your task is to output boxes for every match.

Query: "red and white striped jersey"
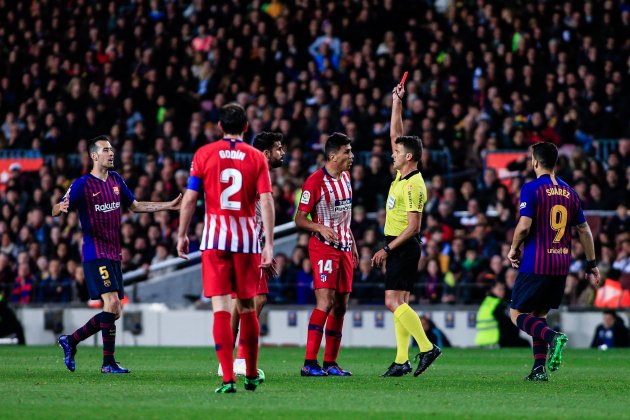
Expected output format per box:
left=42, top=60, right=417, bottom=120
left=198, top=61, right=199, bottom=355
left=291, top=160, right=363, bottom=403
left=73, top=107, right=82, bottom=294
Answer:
left=189, top=139, right=271, bottom=253
left=298, top=167, right=353, bottom=251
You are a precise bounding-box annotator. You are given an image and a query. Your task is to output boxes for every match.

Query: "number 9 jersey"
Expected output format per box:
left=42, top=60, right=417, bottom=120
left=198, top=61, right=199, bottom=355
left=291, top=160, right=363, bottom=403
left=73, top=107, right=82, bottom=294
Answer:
left=518, top=174, right=586, bottom=276
left=188, top=138, right=271, bottom=253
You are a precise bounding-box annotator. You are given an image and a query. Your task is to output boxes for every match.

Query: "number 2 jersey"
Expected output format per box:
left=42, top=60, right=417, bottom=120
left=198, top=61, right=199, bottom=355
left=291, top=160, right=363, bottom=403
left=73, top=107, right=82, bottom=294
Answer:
left=188, top=138, right=271, bottom=253
left=518, top=174, right=586, bottom=276
left=298, top=167, right=353, bottom=251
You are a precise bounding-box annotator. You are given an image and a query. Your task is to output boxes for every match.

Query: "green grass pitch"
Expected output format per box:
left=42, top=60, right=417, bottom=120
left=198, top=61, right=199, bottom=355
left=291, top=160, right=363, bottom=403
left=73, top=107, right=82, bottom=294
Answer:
left=0, top=346, right=628, bottom=419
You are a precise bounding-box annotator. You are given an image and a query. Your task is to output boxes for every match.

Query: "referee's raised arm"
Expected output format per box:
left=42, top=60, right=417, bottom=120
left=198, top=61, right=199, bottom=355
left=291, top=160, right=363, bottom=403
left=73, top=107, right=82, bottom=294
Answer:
left=390, top=83, right=405, bottom=150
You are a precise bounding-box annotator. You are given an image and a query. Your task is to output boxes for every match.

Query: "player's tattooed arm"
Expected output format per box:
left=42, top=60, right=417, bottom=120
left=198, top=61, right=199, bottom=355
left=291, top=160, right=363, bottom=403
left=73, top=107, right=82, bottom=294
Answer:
left=130, top=193, right=182, bottom=213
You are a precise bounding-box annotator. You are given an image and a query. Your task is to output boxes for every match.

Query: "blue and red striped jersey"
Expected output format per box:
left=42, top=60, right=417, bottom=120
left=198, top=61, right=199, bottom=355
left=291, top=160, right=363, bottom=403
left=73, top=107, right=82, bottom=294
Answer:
left=518, top=174, right=586, bottom=275
left=63, top=171, right=135, bottom=262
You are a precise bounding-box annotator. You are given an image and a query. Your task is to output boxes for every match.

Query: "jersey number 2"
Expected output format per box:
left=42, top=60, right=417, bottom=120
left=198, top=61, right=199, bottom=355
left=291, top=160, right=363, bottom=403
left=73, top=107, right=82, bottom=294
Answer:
left=550, top=204, right=568, bottom=243
left=220, top=169, right=242, bottom=210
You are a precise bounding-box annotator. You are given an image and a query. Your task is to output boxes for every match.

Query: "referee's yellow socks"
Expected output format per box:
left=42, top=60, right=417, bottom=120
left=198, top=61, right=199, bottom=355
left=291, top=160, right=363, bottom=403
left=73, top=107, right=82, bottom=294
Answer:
left=394, top=303, right=433, bottom=352
left=394, top=317, right=410, bottom=364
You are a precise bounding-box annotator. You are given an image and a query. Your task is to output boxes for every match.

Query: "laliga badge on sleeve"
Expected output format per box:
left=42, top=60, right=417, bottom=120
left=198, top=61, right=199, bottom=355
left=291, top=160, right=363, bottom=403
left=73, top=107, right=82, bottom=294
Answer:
left=468, top=311, right=477, bottom=328
left=287, top=310, right=297, bottom=327
left=353, top=311, right=363, bottom=328
left=374, top=311, right=385, bottom=328
left=445, top=312, right=455, bottom=329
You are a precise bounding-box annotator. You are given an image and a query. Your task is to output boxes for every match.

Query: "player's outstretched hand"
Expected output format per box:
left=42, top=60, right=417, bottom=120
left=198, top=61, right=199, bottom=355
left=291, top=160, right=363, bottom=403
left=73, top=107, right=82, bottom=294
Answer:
left=318, top=226, right=339, bottom=243
left=169, top=193, right=183, bottom=210
left=58, top=196, right=70, bottom=213
left=507, top=247, right=521, bottom=268
left=371, top=249, right=387, bottom=268
left=176, top=236, right=189, bottom=260
left=392, top=83, right=405, bottom=101
left=587, top=266, right=601, bottom=287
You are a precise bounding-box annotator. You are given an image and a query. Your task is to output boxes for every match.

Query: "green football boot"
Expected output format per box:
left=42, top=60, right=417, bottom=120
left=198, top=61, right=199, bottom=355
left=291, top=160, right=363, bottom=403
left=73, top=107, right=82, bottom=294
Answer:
left=547, top=333, right=568, bottom=372
left=215, top=381, right=237, bottom=394
left=244, top=369, right=265, bottom=391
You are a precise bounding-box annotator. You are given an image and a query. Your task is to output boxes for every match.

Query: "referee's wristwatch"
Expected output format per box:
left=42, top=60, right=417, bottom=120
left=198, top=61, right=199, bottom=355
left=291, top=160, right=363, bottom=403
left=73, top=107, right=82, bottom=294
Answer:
left=383, top=245, right=391, bottom=253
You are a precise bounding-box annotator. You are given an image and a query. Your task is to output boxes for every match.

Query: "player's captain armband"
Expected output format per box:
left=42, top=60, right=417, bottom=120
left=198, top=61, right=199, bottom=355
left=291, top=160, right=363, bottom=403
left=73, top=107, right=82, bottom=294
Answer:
left=187, top=175, right=202, bottom=192
left=300, top=190, right=311, bottom=205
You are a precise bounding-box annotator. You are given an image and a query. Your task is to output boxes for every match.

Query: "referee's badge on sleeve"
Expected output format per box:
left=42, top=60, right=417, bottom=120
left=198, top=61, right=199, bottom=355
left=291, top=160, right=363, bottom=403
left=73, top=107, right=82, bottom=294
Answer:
left=387, top=195, right=395, bottom=209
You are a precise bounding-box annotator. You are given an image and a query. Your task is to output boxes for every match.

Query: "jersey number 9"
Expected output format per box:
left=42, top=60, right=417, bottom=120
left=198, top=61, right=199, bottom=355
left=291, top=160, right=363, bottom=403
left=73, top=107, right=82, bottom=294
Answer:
left=550, top=204, right=568, bottom=243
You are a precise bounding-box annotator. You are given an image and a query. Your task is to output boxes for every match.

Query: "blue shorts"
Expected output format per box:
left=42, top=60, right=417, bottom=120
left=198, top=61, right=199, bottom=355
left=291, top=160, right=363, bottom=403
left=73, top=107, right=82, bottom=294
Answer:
left=510, top=272, right=566, bottom=312
left=83, top=259, right=124, bottom=300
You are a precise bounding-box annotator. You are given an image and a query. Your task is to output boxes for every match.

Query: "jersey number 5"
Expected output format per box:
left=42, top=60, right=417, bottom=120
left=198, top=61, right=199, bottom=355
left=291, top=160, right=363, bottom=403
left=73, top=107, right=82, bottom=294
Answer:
left=220, top=168, right=242, bottom=210
left=550, top=204, right=568, bottom=243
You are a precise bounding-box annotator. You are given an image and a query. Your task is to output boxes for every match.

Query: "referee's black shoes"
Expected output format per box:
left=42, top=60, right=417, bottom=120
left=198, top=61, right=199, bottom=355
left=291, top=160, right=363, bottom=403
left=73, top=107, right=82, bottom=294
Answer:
left=381, top=361, right=412, bottom=377
left=413, top=344, right=442, bottom=376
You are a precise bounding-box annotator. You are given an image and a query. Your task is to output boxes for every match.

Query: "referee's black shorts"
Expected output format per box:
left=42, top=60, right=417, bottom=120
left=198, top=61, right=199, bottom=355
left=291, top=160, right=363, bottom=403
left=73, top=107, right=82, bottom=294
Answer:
left=384, top=236, right=420, bottom=292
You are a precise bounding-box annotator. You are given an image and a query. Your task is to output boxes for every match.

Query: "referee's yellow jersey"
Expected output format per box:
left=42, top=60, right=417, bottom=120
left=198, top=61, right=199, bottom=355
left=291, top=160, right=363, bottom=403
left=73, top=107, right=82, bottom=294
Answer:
left=384, top=170, right=427, bottom=236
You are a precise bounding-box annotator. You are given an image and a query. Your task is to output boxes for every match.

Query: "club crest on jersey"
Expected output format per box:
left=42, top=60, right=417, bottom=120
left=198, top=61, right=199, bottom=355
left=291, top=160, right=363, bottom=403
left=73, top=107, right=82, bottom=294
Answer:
left=334, top=198, right=352, bottom=212
left=320, top=274, right=327, bottom=283
left=300, top=191, right=311, bottom=205
left=104, top=279, right=111, bottom=288
left=113, top=186, right=119, bottom=195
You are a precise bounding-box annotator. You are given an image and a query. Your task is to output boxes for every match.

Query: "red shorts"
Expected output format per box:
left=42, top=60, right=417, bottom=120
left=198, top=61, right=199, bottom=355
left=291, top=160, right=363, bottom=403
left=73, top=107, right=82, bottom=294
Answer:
left=308, top=236, right=353, bottom=293
left=202, top=250, right=260, bottom=299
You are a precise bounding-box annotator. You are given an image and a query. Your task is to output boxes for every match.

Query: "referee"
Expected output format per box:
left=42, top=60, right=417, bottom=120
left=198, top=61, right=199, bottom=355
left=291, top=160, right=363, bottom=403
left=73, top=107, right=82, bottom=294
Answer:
left=372, top=82, right=441, bottom=377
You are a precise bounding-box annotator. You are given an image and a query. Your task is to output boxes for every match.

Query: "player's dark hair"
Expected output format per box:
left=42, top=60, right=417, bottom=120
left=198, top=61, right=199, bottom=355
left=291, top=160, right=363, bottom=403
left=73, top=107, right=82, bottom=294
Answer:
left=87, top=135, right=111, bottom=157
left=531, top=141, right=558, bottom=170
left=324, top=132, right=351, bottom=161
left=253, top=132, right=283, bottom=153
left=395, top=136, right=423, bottom=162
left=219, top=103, right=248, bottom=135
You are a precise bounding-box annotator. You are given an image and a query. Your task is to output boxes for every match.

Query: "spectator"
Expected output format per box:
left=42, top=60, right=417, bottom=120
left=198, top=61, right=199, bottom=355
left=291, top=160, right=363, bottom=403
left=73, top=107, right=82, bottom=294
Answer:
left=37, top=259, right=72, bottom=303
left=590, top=310, right=630, bottom=349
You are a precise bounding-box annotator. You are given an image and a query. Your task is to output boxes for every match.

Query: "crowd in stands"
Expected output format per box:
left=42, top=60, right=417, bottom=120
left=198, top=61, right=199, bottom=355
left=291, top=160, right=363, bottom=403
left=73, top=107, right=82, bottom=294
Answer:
left=0, top=0, right=629, bottom=307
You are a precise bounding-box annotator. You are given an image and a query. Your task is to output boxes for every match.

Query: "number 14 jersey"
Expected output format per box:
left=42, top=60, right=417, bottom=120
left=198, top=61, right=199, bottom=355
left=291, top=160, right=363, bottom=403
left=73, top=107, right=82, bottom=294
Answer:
left=189, top=139, right=271, bottom=253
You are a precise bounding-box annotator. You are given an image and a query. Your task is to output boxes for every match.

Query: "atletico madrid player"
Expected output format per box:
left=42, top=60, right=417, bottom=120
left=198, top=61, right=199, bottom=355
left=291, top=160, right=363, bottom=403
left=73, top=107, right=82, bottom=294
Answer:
left=508, top=141, right=601, bottom=381
left=54, top=135, right=181, bottom=374
left=295, top=132, right=358, bottom=377
left=177, top=103, right=274, bottom=393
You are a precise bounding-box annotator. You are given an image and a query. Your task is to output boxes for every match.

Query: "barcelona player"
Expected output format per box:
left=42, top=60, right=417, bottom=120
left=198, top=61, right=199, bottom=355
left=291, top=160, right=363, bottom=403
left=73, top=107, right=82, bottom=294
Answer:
left=177, top=104, right=274, bottom=393
left=508, top=142, right=601, bottom=381
left=295, top=132, right=358, bottom=377
left=55, top=135, right=182, bottom=374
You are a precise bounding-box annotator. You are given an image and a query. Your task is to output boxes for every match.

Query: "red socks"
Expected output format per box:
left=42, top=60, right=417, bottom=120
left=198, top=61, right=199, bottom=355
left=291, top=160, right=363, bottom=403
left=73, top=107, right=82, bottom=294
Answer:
left=305, top=309, right=327, bottom=361
left=213, top=311, right=235, bottom=383
left=324, top=314, right=344, bottom=364
left=239, top=311, right=260, bottom=378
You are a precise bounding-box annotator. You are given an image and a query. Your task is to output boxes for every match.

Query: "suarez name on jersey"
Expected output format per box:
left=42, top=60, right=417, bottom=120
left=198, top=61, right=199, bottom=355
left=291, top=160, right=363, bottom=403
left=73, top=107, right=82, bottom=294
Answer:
left=189, top=139, right=272, bottom=253
left=298, top=167, right=353, bottom=251
left=518, top=174, right=586, bottom=276
left=64, top=171, right=136, bottom=262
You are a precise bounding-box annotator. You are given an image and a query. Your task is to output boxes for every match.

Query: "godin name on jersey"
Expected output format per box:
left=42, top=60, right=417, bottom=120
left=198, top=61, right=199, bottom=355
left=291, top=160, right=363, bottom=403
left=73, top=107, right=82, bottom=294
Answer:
left=219, top=150, right=246, bottom=160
